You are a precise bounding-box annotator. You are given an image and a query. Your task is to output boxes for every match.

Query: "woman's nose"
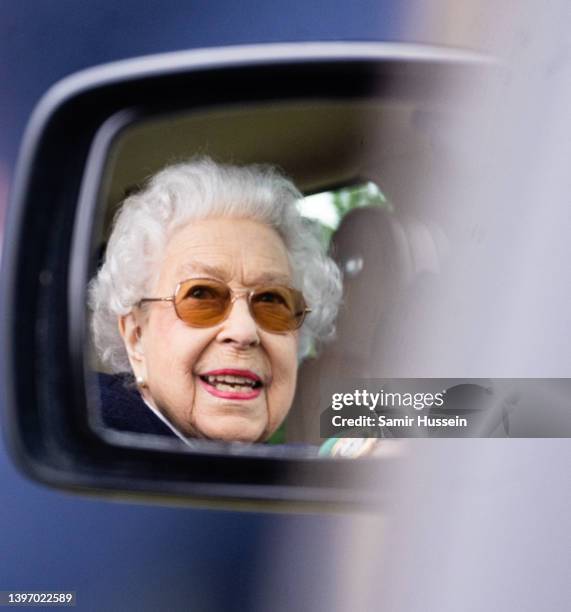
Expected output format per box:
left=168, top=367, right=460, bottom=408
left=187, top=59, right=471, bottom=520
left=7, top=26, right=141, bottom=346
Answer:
left=216, top=297, right=260, bottom=347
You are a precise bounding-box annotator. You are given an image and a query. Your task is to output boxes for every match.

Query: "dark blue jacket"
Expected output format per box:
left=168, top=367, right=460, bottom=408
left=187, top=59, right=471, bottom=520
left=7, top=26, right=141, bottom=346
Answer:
left=98, top=372, right=177, bottom=437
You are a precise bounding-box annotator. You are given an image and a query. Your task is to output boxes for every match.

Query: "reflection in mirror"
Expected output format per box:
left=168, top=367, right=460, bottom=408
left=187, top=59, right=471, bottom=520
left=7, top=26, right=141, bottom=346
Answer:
left=85, top=99, right=463, bottom=458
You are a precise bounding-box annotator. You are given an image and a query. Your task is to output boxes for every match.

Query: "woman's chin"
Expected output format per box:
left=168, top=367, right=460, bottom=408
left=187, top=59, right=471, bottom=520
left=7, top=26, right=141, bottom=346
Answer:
left=194, top=416, right=267, bottom=443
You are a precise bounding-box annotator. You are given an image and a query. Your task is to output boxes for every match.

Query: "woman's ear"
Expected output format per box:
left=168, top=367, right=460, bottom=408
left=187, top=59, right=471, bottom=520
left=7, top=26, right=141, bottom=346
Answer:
left=118, top=313, right=146, bottom=377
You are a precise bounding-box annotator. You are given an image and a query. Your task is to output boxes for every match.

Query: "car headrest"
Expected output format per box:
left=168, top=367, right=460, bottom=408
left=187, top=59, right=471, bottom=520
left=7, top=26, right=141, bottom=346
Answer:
left=287, top=206, right=448, bottom=443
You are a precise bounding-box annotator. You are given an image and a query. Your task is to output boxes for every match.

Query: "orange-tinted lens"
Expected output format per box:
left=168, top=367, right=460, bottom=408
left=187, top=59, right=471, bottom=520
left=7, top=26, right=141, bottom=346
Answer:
left=173, top=279, right=307, bottom=332
left=250, top=286, right=307, bottom=332
left=174, top=279, right=231, bottom=327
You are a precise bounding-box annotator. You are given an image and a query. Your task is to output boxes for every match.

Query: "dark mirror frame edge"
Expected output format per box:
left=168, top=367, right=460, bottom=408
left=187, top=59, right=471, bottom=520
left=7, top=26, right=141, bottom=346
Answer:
left=1, top=42, right=493, bottom=511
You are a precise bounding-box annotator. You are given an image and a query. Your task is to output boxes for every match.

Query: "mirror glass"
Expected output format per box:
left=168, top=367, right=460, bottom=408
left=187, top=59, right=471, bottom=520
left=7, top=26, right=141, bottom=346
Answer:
left=84, top=96, right=571, bottom=458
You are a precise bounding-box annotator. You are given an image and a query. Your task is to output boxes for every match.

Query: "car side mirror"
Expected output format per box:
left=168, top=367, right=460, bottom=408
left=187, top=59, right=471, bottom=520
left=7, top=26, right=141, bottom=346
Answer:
left=1, top=42, right=494, bottom=510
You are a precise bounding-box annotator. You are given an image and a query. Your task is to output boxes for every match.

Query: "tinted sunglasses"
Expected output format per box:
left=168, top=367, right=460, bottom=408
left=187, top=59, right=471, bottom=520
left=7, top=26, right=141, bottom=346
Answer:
left=139, top=278, right=311, bottom=333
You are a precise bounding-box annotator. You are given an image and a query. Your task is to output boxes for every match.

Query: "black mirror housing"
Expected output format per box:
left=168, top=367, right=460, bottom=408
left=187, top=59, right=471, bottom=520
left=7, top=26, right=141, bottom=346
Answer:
left=1, top=43, right=491, bottom=510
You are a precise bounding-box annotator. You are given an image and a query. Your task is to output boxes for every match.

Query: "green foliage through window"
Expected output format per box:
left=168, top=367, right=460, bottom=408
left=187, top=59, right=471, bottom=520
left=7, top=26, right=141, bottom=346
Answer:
left=297, top=181, right=391, bottom=248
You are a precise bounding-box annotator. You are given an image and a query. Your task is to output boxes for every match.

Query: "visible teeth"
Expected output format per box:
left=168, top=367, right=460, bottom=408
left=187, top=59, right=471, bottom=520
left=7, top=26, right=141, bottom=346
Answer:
left=202, top=374, right=261, bottom=392
left=217, top=383, right=238, bottom=391
left=205, top=374, right=257, bottom=387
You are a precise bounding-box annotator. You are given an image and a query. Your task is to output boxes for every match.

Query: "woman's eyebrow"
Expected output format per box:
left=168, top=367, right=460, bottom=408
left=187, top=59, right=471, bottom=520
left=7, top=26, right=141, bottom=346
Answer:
left=247, top=272, right=292, bottom=286
left=176, top=263, right=292, bottom=286
left=176, top=262, right=231, bottom=281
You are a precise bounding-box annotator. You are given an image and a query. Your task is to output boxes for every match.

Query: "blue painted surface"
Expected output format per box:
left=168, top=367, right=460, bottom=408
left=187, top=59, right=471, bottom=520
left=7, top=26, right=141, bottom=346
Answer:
left=0, top=0, right=407, bottom=162
left=0, top=452, right=352, bottom=611
left=0, top=2, right=406, bottom=609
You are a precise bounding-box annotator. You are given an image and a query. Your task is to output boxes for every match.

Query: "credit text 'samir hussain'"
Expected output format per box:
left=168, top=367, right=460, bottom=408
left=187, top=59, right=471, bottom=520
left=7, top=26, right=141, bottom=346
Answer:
left=376, top=415, right=468, bottom=428
left=330, top=414, right=469, bottom=428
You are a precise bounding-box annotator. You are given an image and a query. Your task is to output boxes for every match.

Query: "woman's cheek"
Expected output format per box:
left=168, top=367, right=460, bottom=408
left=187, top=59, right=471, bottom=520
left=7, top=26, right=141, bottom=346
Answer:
left=150, top=320, right=204, bottom=374
left=268, top=336, right=299, bottom=424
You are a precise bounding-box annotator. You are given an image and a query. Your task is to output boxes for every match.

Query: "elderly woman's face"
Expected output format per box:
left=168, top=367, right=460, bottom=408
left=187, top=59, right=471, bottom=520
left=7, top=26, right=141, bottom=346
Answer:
left=120, top=217, right=299, bottom=443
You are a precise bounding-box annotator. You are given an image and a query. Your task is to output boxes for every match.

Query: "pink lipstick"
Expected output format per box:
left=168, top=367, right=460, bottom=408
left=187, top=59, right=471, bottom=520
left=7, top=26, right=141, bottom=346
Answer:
left=198, top=369, right=263, bottom=400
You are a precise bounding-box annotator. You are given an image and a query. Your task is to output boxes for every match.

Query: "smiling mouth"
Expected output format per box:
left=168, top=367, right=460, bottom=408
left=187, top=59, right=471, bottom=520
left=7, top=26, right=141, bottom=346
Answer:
left=198, top=369, right=264, bottom=400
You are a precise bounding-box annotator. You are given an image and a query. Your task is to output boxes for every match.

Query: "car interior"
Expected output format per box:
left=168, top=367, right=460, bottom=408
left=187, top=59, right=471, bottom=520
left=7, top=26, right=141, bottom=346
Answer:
left=90, top=97, right=490, bottom=448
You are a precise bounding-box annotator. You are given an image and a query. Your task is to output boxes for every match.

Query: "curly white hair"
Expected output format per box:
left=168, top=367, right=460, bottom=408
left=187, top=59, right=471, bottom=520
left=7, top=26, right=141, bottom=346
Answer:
left=89, top=157, right=342, bottom=373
